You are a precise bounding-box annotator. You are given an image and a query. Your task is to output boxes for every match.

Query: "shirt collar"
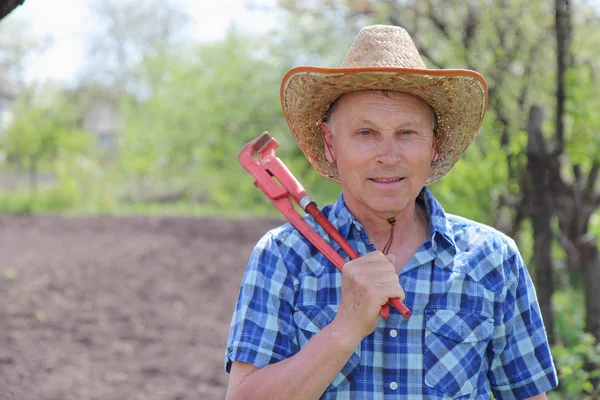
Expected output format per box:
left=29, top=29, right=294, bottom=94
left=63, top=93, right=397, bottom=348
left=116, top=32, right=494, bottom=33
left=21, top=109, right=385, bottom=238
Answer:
left=328, top=192, right=359, bottom=240
left=328, top=187, right=457, bottom=256
left=420, top=187, right=457, bottom=255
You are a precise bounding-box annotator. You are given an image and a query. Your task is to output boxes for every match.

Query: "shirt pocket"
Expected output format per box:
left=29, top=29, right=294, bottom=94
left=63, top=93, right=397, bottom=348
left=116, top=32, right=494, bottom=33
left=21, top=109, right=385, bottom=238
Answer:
left=293, top=303, right=361, bottom=390
left=424, top=309, right=494, bottom=398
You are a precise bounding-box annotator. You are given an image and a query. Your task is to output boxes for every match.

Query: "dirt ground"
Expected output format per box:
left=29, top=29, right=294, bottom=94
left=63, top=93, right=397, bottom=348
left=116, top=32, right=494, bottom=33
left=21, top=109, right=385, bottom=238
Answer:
left=0, top=213, right=282, bottom=400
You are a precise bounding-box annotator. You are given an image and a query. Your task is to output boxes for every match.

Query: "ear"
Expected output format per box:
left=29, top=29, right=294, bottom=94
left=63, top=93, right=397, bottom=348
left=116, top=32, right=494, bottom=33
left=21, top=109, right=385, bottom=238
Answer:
left=430, top=138, right=440, bottom=162
left=320, top=122, right=336, bottom=164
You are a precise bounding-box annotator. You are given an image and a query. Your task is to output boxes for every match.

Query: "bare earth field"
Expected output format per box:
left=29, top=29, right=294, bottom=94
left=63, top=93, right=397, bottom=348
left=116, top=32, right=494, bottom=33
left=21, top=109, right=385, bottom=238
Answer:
left=0, top=214, right=282, bottom=400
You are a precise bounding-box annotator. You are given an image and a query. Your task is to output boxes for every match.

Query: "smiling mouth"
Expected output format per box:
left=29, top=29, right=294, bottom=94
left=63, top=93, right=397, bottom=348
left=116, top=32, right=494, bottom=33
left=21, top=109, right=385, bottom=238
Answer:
left=369, top=177, right=404, bottom=183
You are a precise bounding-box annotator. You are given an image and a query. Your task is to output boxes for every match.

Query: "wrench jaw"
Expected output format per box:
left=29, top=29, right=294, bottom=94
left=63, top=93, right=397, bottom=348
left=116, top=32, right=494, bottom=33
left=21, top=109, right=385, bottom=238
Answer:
left=252, top=131, right=277, bottom=154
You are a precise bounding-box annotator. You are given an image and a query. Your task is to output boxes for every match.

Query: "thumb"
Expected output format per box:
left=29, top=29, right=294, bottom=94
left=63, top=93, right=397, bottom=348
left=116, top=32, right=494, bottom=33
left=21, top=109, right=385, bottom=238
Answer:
left=385, top=254, right=396, bottom=266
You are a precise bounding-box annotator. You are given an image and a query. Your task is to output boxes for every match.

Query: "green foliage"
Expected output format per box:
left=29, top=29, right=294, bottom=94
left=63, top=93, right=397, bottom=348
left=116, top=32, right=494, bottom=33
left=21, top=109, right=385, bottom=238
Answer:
left=430, top=116, right=512, bottom=225
left=565, top=66, right=600, bottom=167
left=108, top=6, right=374, bottom=213
left=0, top=88, right=93, bottom=195
left=0, top=181, right=79, bottom=214
left=115, top=26, right=338, bottom=211
left=554, top=289, right=587, bottom=347
left=548, top=288, right=600, bottom=399
left=2, top=0, right=596, bottom=230
left=550, top=332, right=600, bottom=399
left=82, top=0, right=191, bottom=91
left=565, top=4, right=600, bottom=162
left=0, top=16, right=51, bottom=85
left=0, top=190, right=36, bottom=214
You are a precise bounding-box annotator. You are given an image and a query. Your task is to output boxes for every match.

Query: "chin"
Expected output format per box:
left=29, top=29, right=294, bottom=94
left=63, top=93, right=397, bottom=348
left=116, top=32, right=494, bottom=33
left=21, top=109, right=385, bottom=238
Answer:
left=368, top=200, right=407, bottom=214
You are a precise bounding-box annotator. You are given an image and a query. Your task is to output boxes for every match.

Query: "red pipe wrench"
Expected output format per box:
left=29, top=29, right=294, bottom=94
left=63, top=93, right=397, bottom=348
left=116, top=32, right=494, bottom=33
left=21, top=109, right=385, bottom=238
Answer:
left=238, top=132, right=411, bottom=319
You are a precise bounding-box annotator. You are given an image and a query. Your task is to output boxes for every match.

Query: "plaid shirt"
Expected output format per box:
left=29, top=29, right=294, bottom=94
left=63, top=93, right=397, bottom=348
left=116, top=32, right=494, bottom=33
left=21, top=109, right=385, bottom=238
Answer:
left=225, top=188, right=558, bottom=399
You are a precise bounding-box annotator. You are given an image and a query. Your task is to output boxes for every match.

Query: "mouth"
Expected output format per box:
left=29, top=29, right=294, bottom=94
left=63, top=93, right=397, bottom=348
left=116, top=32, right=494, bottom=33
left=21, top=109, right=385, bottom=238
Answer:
left=369, top=177, right=404, bottom=183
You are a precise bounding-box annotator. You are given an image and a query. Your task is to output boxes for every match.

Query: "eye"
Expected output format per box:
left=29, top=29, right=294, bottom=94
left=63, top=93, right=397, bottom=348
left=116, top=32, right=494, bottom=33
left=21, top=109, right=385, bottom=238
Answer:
left=358, top=130, right=372, bottom=136
left=400, top=130, right=414, bottom=135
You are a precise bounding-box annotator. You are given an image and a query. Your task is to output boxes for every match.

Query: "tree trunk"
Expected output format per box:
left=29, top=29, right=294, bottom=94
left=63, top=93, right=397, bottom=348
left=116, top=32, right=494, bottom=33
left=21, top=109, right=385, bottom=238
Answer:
left=578, top=236, right=600, bottom=340
left=525, top=105, right=556, bottom=345
left=28, top=162, right=38, bottom=198
left=555, top=0, right=570, bottom=153
left=576, top=235, right=600, bottom=393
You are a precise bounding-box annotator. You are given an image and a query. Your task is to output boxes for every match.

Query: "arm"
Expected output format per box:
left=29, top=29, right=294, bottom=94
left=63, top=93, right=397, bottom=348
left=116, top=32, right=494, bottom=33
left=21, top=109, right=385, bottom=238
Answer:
left=226, top=320, right=360, bottom=400
left=488, top=243, right=558, bottom=399
left=526, top=394, right=547, bottom=400
left=226, top=251, right=404, bottom=400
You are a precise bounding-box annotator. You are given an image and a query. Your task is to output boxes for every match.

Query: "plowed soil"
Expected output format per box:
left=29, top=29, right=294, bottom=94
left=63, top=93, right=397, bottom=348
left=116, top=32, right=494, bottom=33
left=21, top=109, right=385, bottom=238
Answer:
left=0, top=214, right=281, bottom=400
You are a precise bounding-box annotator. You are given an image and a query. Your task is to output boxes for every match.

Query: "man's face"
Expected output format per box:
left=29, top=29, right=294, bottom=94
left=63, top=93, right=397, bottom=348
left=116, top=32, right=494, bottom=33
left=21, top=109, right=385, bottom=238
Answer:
left=321, top=91, right=438, bottom=219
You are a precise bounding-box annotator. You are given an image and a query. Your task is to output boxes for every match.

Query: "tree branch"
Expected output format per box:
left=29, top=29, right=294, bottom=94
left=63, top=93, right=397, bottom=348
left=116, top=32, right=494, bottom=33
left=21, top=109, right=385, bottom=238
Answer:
left=425, top=0, right=451, bottom=41
left=463, top=4, right=480, bottom=70
left=517, top=36, right=547, bottom=109
left=555, top=0, right=571, bottom=154
left=584, top=161, right=600, bottom=201
left=387, top=14, right=447, bottom=69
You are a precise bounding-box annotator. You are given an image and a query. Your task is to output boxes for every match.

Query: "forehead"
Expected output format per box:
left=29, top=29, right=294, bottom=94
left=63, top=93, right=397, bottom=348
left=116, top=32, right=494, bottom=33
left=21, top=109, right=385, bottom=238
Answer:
left=331, top=90, right=434, bottom=123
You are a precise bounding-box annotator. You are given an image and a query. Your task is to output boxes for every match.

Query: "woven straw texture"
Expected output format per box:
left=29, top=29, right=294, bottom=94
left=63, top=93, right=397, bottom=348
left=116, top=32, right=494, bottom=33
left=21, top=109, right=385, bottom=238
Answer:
left=280, top=25, right=488, bottom=185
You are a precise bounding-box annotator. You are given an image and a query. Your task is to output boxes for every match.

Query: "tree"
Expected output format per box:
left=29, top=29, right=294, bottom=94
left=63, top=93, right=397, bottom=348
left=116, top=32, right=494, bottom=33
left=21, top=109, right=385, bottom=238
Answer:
left=1, top=87, right=93, bottom=195
left=116, top=28, right=293, bottom=209
left=0, top=16, right=51, bottom=87
left=81, top=0, right=191, bottom=95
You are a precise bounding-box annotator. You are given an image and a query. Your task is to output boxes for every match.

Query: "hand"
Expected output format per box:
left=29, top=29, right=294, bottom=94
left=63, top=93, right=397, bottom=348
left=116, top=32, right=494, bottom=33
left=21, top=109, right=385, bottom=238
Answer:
left=332, top=251, right=405, bottom=343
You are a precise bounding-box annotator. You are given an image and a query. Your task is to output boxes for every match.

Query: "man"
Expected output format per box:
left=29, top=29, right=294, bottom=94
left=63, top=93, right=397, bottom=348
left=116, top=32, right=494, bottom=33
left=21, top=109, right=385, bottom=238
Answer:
left=224, top=25, right=558, bottom=399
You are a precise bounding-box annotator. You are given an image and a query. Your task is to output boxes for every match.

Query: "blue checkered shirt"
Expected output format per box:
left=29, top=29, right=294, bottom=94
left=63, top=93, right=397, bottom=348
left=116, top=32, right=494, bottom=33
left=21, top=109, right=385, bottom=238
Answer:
left=225, top=187, right=558, bottom=399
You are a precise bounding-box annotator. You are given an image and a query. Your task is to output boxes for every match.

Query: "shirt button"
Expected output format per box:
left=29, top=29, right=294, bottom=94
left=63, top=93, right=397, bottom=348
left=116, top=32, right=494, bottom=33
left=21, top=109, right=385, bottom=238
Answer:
left=389, top=329, right=398, bottom=338
left=390, top=382, right=398, bottom=390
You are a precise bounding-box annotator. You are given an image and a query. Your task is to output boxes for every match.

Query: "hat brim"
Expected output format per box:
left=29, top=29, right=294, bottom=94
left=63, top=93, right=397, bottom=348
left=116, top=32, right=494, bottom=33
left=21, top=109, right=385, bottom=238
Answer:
left=280, top=66, right=488, bottom=185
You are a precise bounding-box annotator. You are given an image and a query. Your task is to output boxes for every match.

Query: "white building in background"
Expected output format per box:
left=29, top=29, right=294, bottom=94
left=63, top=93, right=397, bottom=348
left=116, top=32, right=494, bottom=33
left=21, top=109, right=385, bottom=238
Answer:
left=0, top=69, right=16, bottom=132
left=81, top=96, right=123, bottom=151
left=0, top=69, right=17, bottom=164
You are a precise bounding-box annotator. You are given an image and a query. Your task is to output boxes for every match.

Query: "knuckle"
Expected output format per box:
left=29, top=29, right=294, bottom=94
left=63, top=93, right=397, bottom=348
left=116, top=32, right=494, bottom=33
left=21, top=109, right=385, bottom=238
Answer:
left=397, top=286, right=406, bottom=301
left=365, top=251, right=383, bottom=262
left=352, top=273, right=367, bottom=287
left=344, top=262, right=359, bottom=276
left=365, top=285, right=378, bottom=298
left=384, top=271, right=398, bottom=281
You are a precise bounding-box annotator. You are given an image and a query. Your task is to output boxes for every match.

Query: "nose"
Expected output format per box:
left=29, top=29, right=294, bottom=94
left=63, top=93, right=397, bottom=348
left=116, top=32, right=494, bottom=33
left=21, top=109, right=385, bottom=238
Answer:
left=375, top=138, right=400, bottom=166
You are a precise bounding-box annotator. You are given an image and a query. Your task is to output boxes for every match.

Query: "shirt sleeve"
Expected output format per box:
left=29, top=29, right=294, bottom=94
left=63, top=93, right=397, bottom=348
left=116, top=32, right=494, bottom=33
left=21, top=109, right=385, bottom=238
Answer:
left=224, top=231, right=299, bottom=373
left=488, top=244, right=559, bottom=399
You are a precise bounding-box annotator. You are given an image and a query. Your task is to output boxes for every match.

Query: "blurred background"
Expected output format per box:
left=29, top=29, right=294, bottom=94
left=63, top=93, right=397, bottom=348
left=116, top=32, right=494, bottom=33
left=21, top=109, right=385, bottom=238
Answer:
left=0, top=0, right=599, bottom=399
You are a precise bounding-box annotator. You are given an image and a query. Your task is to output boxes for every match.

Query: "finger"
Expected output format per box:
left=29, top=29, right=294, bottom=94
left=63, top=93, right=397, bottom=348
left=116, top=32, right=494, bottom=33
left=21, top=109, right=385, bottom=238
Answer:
left=362, top=250, right=387, bottom=262
left=385, top=254, right=396, bottom=266
left=369, top=270, right=402, bottom=285
left=394, top=285, right=406, bottom=302
left=346, top=253, right=392, bottom=272
left=379, top=282, right=406, bottom=302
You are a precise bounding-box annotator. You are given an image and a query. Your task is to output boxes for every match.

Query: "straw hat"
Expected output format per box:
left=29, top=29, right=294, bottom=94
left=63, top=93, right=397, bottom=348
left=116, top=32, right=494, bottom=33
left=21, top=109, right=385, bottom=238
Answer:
left=280, top=25, right=488, bottom=185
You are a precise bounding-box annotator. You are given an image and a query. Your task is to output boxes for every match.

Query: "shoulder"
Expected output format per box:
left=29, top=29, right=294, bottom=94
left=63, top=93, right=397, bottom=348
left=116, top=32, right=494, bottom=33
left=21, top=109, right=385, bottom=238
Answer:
left=426, top=188, right=519, bottom=263
left=446, top=213, right=518, bottom=252
left=444, top=213, right=522, bottom=294
left=250, top=205, right=335, bottom=278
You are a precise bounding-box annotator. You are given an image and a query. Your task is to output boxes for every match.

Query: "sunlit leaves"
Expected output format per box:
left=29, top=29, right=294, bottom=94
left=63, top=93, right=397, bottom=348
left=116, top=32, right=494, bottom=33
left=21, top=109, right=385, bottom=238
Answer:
left=1, top=90, right=93, bottom=183
left=116, top=28, right=290, bottom=208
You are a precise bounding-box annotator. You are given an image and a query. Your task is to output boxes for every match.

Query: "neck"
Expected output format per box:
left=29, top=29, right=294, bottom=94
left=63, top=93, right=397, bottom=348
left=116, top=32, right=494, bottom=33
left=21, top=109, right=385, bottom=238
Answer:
left=347, top=200, right=426, bottom=252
